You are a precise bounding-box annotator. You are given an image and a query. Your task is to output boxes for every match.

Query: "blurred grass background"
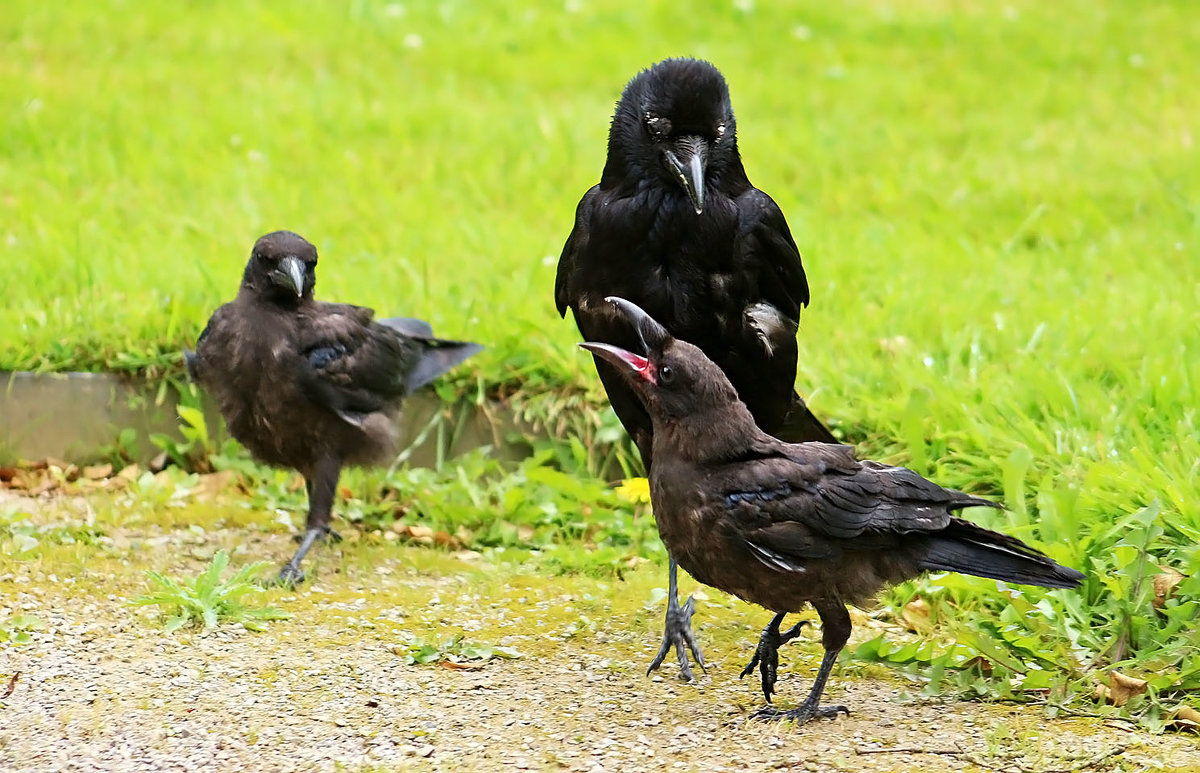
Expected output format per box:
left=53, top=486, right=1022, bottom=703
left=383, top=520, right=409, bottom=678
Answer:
left=2, top=0, right=1199, bottom=722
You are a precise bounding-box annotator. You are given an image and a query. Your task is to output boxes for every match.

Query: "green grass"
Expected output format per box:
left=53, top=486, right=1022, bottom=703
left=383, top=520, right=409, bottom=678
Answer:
left=2, top=0, right=1199, bottom=728
left=3, top=1, right=1196, bottom=387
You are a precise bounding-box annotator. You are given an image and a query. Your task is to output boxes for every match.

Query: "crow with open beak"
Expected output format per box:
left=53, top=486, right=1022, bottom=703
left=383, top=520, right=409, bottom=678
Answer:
left=580, top=297, right=1085, bottom=724
left=186, top=230, right=482, bottom=585
left=555, top=58, right=838, bottom=680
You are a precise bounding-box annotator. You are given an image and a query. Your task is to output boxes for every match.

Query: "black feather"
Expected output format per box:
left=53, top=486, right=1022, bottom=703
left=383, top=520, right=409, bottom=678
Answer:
left=919, top=519, right=1085, bottom=589
left=404, top=339, right=484, bottom=394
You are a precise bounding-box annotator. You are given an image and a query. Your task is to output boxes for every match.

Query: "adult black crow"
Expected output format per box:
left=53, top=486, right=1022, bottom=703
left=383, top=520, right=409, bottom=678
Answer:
left=555, top=57, right=836, bottom=679
left=186, top=231, right=482, bottom=584
left=581, top=297, right=1085, bottom=723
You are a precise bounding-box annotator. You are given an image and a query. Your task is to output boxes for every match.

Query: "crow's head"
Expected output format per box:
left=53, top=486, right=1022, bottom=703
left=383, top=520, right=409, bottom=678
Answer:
left=580, top=297, right=749, bottom=431
left=241, top=230, right=318, bottom=305
left=602, top=58, right=743, bottom=215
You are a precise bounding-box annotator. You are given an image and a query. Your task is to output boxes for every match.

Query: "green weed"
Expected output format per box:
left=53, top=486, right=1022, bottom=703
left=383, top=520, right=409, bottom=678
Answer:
left=150, top=400, right=217, bottom=473
left=0, top=507, right=101, bottom=556
left=393, top=632, right=521, bottom=666
left=195, top=447, right=660, bottom=560
left=854, top=497, right=1200, bottom=727
left=0, top=614, right=48, bottom=646
left=131, top=549, right=290, bottom=632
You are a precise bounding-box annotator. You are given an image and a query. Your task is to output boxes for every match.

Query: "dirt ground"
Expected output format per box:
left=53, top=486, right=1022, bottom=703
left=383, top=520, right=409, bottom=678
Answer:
left=1, top=490, right=1198, bottom=772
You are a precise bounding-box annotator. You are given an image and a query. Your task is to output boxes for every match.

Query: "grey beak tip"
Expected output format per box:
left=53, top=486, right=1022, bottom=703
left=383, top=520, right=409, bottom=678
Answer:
left=281, top=255, right=305, bottom=297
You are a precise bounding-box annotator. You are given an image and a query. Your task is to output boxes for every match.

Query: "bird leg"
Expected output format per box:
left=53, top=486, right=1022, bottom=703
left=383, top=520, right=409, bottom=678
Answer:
left=751, top=646, right=850, bottom=724
left=752, top=599, right=851, bottom=725
left=291, top=478, right=343, bottom=544
left=278, top=457, right=342, bottom=586
left=739, top=612, right=810, bottom=702
left=646, top=557, right=706, bottom=681
left=293, top=526, right=342, bottom=544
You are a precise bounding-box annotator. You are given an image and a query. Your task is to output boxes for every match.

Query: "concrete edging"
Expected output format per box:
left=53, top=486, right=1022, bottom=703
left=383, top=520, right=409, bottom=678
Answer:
left=0, top=372, right=534, bottom=467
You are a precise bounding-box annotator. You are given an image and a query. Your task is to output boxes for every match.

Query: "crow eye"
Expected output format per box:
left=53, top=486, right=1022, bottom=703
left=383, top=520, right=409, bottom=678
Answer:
left=715, top=123, right=727, bottom=139
left=658, top=364, right=675, bottom=384
left=644, top=113, right=669, bottom=141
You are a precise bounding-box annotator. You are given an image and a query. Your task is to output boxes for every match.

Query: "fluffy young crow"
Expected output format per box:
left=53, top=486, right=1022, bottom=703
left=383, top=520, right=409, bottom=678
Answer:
left=186, top=231, right=482, bottom=584
left=555, top=57, right=836, bottom=679
left=580, top=297, right=1085, bottom=724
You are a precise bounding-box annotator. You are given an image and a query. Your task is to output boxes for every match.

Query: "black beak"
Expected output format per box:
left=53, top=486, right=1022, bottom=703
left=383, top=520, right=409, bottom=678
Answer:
left=603, top=296, right=672, bottom=352
left=664, top=135, right=708, bottom=214
left=578, top=342, right=655, bottom=384
left=275, top=255, right=305, bottom=298
left=578, top=297, right=672, bottom=385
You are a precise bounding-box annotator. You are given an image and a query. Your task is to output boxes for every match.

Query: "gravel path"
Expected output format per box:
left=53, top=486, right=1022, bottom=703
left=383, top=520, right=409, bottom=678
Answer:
left=1, top=490, right=1197, bottom=772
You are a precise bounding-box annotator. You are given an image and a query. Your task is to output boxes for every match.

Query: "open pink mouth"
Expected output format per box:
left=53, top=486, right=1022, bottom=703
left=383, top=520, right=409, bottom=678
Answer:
left=625, top=351, right=651, bottom=380
left=578, top=342, right=655, bottom=384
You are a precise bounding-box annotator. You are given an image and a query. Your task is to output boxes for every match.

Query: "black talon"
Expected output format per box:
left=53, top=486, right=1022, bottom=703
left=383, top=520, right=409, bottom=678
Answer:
left=276, top=562, right=306, bottom=587
left=647, top=558, right=706, bottom=681
left=740, top=612, right=809, bottom=702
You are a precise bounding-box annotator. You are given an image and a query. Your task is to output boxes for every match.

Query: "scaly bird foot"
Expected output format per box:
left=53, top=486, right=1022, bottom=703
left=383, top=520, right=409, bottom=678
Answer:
left=276, top=561, right=306, bottom=587
left=740, top=618, right=809, bottom=702
left=751, top=700, right=849, bottom=725
left=275, top=526, right=340, bottom=587
left=646, top=594, right=706, bottom=681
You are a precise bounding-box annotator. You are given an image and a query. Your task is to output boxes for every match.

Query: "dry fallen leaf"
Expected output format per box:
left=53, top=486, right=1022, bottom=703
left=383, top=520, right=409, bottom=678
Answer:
left=395, top=524, right=434, bottom=545
left=960, top=656, right=994, bottom=675
left=901, top=598, right=932, bottom=633
left=6, top=471, right=32, bottom=492
left=1168, top=705, right=1200, bottom=733
left=1, top=672, right=19, bottom=699
left=193, top=470, right=237, bottom=500
left=1153, top=569, right=1185, bottom=609
left=623, top=555, right=649, bottom=570
left=38, top=457, right=70, bottom=472
left=117, top=463, right=142, bottom=482
left=101, top=475, right=130, bottom=492
left=82, top=463, right=113, bottom=480
left=28, top=470, right=60, bottom=496
left=438, top=660, right=483, bottom=671
left=1098, top=670, right=1148, bottom=707
left=432, top=530, right=461, bottom=549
